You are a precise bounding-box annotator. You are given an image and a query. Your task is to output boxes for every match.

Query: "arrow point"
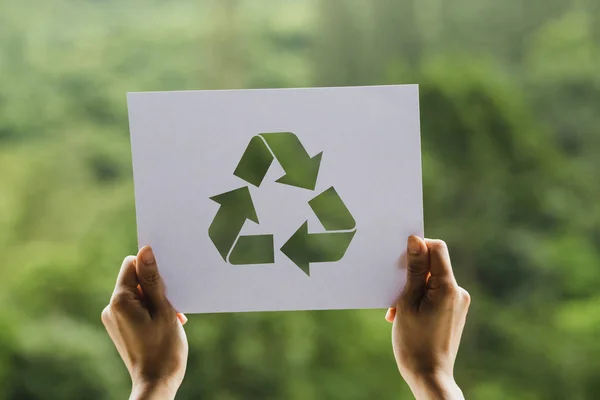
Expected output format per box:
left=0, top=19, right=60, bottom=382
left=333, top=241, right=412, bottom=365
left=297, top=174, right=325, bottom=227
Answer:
left=275, top=152, right=322, bottom=190
left=281, top=221, right=311, bottom=275
left=275, top=174, right=294, bottom=188
left=209, top=187, right=259, bottom=223
left=312, top=151, right=323, bottom=163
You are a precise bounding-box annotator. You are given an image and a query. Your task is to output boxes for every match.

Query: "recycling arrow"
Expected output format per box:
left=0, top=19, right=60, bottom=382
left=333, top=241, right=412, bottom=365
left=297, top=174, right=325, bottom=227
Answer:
left=280, top=186, right=356, bottom=275
left=233, top=132, right=323, bottom=190
left=280, top=221, right=356, bottom=276
left=209, top=132, right=356, bottom=275
left=208, top=187, right=274, bottom=265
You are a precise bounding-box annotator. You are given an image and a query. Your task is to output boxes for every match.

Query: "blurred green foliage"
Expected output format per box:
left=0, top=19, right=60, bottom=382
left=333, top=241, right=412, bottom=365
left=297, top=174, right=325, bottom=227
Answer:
left=1, top=0, right=599, bottom=399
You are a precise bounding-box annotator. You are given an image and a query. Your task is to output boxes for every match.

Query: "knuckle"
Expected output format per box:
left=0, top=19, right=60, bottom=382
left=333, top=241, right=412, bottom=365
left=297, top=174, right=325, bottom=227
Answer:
left=101, top=306, right=112, bottom=325
left=407, top=261, right=427, bottom=277
left=110, top=292, right=131, bottom=311
left=460, top=287, right=471, bottom=306
left=142, top=272, right=161, bottom=287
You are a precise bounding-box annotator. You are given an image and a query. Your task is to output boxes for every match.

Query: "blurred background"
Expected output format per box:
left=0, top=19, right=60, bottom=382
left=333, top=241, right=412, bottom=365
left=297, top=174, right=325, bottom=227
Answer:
left=1, top=0, right=599, bottom=398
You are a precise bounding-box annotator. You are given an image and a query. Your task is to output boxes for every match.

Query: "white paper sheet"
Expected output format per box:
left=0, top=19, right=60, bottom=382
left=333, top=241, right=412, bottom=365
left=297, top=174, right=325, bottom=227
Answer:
left=128, top=85, right=423, bottom=313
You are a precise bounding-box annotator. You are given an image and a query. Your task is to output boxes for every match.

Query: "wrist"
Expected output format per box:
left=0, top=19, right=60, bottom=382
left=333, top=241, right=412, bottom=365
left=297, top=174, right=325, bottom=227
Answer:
left=404, top=371, right=464, bottom=400
left=130, top=379, right=178, bottom=400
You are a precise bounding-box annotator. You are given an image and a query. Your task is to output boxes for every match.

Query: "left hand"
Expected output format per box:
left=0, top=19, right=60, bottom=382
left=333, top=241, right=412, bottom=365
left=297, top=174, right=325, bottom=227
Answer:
left=101, top=246, right=188, bottom=400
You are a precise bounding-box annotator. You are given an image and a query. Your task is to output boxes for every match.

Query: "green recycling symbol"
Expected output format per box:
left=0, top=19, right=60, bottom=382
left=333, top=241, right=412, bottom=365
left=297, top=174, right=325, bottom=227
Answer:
left=208, top=132, right=356, bottom=276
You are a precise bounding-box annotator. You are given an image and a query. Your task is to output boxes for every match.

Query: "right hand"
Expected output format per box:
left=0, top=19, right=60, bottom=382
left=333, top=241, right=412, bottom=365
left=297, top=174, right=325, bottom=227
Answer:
left=385, top=236, right=470, bottom=400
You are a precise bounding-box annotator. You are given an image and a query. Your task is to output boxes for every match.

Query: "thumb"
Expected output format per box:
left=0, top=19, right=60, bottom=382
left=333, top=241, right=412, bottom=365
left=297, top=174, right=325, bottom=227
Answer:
left=136, top=246, right=169, bottom=313
left=400, top=236, right=430, bottom=304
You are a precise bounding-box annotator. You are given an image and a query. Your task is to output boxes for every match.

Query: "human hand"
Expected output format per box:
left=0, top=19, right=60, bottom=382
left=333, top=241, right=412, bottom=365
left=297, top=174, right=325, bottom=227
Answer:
left=101, top=246, right=188, bottom=400
left=385, top=236, right=470, bottom=400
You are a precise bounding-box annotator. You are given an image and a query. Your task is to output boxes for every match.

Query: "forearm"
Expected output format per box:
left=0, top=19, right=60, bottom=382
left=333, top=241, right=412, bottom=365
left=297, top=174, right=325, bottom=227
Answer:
left=405, top=372, right=464, bottom=400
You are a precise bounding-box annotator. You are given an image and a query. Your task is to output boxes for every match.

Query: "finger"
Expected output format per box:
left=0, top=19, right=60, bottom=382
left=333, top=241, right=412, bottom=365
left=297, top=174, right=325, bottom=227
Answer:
left=385, top=308, right=396, bottom=323
left=177, top=313, right=188, bottom=325
left=135, top=246, right=169, bottom=312
left=401, top=235, right=430, bottom=302
left=425, top=239, right=456, bottom=284
left=113, top=256, right=138, bottom=295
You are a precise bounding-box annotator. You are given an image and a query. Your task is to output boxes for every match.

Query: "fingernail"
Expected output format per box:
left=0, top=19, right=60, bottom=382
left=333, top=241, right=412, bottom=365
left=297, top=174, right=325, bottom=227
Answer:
left=141, top=246, right=155, bottom=265
left=408, top=236, right=421, bottom=255
left=384, top=309, right=391, bottom=320
left=177, top=313, right=188, bottom=325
